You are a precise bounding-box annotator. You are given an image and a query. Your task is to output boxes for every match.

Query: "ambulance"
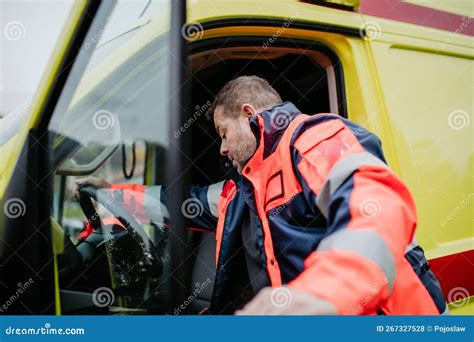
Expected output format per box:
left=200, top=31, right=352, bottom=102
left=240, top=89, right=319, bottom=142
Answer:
left=0, top=0, right=472, bottom=314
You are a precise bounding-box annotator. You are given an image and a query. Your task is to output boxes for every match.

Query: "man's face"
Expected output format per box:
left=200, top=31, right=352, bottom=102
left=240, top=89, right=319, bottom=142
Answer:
left=214, top=106, right=257, bottom=174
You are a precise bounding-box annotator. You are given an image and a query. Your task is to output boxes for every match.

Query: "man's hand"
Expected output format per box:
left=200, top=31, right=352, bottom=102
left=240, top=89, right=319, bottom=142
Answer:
left=73, top=176, right=111, bottom=201
left=235, top=286, right=338, bottom=315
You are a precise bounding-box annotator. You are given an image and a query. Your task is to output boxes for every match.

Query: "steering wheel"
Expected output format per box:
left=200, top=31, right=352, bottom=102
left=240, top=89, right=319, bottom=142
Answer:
left=76, top=186, right=165, bottom=295
left=78, top=186, right=104, bottom=231
left=77, top=186, right=155, bottom=264
left=79, top=186, right=147, bottom=234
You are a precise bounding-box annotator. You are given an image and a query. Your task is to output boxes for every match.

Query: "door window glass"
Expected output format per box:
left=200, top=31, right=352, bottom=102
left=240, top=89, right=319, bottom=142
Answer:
left=48, top=0, right=173, bottom=312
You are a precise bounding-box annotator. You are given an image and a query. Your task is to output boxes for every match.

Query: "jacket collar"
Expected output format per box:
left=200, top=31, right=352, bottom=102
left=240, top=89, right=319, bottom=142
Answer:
left=239, top=102, right=301, bottom=213
left=249, top=101, right=302, bottom=160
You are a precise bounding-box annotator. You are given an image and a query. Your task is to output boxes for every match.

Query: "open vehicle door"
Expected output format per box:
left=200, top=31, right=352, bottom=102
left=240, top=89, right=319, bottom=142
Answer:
left=0, top=0, right=191, bottom=315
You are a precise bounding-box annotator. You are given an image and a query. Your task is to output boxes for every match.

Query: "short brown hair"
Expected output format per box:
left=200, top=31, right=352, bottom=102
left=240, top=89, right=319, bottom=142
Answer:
left=205, top=75, right=282, bottom=121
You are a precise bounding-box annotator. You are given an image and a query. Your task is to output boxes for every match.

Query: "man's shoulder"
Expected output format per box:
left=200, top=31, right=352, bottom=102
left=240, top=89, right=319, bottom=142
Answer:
left=290, top=113, right=386, bottom=164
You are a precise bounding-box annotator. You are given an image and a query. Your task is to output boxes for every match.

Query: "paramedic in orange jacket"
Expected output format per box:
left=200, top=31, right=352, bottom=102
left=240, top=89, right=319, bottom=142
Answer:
left=75, top=76, right=445, bottom=315
left=209, top=76, right=439, bottom=315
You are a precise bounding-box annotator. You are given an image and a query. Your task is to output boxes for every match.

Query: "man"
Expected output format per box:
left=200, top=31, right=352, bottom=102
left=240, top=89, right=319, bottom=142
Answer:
left=75, top=76, right=447, bottom=315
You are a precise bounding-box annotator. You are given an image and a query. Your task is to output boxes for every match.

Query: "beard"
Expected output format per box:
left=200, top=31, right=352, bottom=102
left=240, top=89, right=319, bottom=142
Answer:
left=233, top=133, right=257, bottom=173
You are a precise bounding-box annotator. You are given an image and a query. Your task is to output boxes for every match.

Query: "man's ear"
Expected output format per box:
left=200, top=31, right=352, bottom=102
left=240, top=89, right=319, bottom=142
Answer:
left=241, top=104, right=256, bottom=119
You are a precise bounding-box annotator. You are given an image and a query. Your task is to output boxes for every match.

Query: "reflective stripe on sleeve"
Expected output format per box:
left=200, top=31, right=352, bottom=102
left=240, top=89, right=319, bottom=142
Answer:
left=317, top=228, right=396, bottom=292
left=207, top=181, right=225, bottom=218
left=316, top=152, right=387, bottom=218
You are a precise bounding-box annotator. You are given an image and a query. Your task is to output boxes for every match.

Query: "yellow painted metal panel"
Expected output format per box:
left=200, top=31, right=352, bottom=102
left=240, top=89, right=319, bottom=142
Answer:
left=368, top=40, right=473, bottom=260
left=449, top=296, right=474, bottom=315
left=188, top=0, right=364, bottom=30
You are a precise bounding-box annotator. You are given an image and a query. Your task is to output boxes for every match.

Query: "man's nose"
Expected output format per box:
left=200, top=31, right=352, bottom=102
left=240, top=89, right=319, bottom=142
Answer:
left=220, top=143, right=228, bottom=156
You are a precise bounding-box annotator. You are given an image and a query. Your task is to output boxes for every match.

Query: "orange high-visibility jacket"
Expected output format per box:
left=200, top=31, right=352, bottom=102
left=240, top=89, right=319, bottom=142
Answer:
left=236, top=102, right=440, bottom=315
left=105, top=102, right=446, bottom=314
